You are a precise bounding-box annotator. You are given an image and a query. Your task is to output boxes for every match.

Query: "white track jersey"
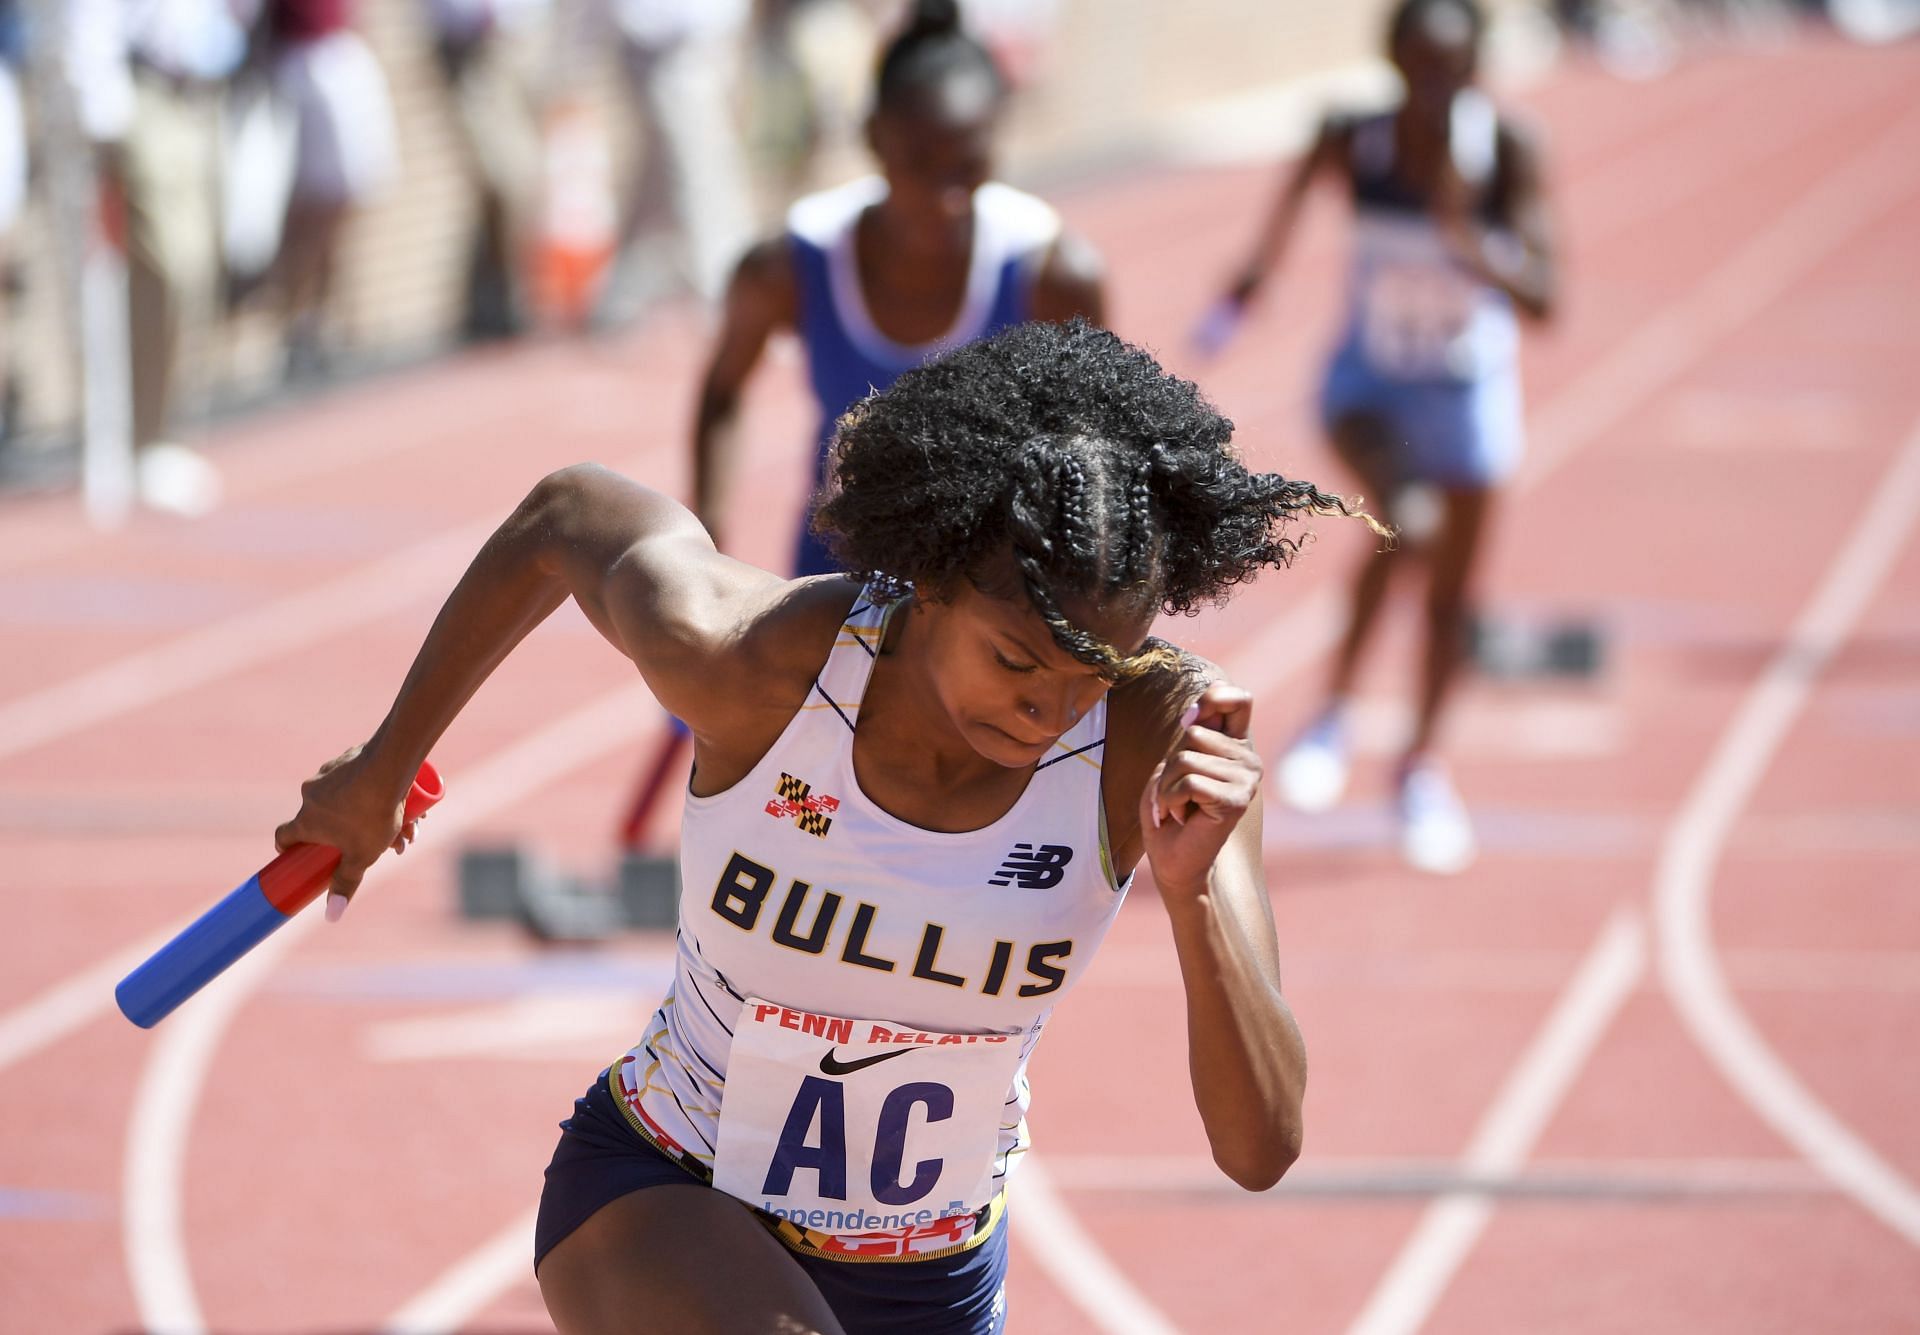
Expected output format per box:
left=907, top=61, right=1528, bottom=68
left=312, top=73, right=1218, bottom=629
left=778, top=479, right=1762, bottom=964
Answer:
left=612, top=590, right=1130, bottom=1260
left=1343, top=89, right=1520, bottom=382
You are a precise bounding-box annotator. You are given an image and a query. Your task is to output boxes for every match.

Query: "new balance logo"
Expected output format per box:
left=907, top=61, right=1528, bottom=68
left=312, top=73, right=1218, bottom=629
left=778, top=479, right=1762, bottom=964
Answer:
left=988, top=843, right=1074, bottom=889
left=766, top=773, right=840, bottom=838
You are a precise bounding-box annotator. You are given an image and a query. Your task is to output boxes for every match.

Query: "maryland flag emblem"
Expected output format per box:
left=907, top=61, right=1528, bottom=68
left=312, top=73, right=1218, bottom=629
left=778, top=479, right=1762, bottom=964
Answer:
left=765, top=773, right=840, bottom=838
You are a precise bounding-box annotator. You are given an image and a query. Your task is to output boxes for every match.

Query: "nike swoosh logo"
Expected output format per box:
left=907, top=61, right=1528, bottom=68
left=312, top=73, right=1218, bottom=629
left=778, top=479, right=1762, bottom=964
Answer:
left=819, top=1046, right=918, bottom=1077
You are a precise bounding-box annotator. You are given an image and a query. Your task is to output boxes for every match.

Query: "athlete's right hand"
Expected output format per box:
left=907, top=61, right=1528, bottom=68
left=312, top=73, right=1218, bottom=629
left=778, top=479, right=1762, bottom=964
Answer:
left=274, top=745, right=425, bottom=914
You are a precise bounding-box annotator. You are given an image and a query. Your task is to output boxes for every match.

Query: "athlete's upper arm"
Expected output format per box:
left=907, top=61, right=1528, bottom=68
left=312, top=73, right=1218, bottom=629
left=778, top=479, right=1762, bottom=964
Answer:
left=1302, top=112, right=1354, bottom=185
left=700, top=236, right=798, bottom=410
left=1493, top=118, right=1558, bottom=315
left=536, top=464, right=801, bottom=734
left=1031, top=228, right=1108, bottom=326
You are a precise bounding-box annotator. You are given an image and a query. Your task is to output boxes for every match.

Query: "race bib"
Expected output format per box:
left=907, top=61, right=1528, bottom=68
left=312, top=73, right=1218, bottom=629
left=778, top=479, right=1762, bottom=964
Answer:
left=1360, top=261, right=1482, bottom=378
left=712, top=999, right=1025, bottom=1236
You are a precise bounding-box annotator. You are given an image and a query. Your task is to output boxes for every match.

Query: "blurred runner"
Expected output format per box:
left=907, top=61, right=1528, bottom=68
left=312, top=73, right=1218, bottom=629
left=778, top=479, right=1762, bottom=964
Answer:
left=692, top=0, right=1105, bottom=576
left=1220, top=0, right=1557, bottom=874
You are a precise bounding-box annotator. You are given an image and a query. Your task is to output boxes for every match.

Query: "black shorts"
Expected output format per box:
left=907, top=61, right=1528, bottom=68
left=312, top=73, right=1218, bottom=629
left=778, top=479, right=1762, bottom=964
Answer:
left=535, top=1072, right=1010, bottom=1335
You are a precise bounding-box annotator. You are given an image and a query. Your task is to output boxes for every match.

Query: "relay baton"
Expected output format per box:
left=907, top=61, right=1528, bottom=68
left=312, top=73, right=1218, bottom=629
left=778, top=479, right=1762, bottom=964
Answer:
left=1190, top=295, right=1248, bottom=360
left=115, top=761, right=445, bottom=1028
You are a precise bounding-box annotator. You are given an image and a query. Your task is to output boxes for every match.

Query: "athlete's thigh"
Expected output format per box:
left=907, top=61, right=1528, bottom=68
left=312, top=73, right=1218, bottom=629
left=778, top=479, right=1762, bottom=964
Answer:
left=538, top=1183, right=848, bottom=1335
left=1328, top=409, right=1404, bottom=527
left=1429, top=486, right=1498, bottom=604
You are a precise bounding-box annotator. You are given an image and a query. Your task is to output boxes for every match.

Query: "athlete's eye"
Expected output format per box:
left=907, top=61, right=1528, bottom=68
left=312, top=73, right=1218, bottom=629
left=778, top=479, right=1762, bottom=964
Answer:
left=993, top=649, right=1037, bottom=675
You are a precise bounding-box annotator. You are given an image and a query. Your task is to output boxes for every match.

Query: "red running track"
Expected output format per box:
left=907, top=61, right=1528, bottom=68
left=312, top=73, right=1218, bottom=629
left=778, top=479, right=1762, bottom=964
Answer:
left=3, top=32, right=1919, bottom=1335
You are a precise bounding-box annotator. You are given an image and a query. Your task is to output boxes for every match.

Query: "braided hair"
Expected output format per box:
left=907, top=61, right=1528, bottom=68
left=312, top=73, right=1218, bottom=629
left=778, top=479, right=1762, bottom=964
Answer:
left=813, top=320, right=1375, bottom=678
left=876, top=0, right=1004, bottom=116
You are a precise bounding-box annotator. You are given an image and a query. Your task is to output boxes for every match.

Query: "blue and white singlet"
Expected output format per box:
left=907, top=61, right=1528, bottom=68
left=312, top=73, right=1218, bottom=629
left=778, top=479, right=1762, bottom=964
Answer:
left=784, top=178, right=1062, bottom=574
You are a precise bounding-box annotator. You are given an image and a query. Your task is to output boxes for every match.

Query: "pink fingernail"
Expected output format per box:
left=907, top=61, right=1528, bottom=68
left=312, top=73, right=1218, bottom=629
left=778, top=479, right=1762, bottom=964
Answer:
left=325, top=893, right=349, bottom=923
left=1151, top=799, right=1163, bottom=829
left=1179, top=703, right=1199, bottom=730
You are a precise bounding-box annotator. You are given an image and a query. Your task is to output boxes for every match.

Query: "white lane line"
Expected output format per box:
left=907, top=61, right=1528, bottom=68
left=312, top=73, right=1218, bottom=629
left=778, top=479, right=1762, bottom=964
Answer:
left=1656, top=416, right=1920, bottom=1249
left=1040, top=1153, right=1824, bottom=1198
left=379, top=1208, right=539, bottom=1335
left=123, top=933, right=282, bottom=1335
left=0, top=931, right=173, bottom=1075
left=1525, top=110, right=1920, bottom=486
left=1231, top=106, right=1920, bottom=704
left=1346, top=909, right=1646, bottom=1335
left=1012, top=1153, right=1183, bottom=1335
left=123, top=682, right=655, bottom=1335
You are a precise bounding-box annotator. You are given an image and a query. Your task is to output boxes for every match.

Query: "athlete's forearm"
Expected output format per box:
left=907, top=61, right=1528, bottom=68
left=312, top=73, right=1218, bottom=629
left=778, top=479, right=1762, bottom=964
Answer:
left=692, top=385, right=744, bottom=544
left=1234, top=138, right=1327, bottom=299
left=1161, top=876, right=1306, bottom=1191
left=1235, top=182, right=1308, bottom=298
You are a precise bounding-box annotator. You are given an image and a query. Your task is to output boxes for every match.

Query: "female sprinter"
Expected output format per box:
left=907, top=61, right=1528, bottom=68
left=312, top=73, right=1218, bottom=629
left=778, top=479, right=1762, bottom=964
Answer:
left=276, top=320, right=1345, bottom=1333
left=1221, top=0, right=1556, bottom=873
left=692, top=0, right=1104, bottom=576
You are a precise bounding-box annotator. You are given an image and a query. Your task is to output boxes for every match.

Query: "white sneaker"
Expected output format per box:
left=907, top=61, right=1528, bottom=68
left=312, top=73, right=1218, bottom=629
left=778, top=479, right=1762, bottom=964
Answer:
left=1277, top=710, right=1351, bottom=813
left=1397, top=761, right=1477, bottom=875
left=137, top=443, right=223, bottom=518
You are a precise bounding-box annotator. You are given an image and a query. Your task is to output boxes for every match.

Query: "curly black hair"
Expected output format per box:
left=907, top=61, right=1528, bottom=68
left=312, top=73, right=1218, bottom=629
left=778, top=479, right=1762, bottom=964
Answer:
left=812, top=320, right=1369, bottom=677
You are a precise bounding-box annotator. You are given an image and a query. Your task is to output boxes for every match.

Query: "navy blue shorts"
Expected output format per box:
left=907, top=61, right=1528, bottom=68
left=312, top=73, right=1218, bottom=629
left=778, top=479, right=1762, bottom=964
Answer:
left=535, top=1073, right=1009, bottom=1335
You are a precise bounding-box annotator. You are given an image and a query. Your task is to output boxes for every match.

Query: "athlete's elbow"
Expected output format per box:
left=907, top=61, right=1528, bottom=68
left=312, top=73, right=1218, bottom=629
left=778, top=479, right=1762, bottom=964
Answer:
left=1521, top=276, right=1558, bottom=322
left=525, top=464, right=604, bottom=530
left=1214, top=1120, right=1302, bottom=1192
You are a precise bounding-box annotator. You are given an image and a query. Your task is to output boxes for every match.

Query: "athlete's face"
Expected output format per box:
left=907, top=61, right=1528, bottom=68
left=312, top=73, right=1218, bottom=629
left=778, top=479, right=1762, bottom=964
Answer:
left=1393, top=4, right=1479, bottom=118
left=868, top=72, right=1001, bottom=248
left=912, top=569, right=1155, bottom=770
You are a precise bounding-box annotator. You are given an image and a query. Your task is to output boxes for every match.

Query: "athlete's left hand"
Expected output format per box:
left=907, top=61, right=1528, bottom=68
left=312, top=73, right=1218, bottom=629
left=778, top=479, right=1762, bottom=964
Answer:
left=1140, top=681, right=1262, bottom=897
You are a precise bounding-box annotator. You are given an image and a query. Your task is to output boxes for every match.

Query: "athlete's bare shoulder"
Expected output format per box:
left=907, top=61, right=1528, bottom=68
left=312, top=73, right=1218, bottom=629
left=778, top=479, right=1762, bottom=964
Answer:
left=677, top=573, right=865, bottom=790
left=726, top=233, right=801, bottom=331
left=729, top=574, right=868, bottom=685
left=1032, top=227, right=1107, bottom=326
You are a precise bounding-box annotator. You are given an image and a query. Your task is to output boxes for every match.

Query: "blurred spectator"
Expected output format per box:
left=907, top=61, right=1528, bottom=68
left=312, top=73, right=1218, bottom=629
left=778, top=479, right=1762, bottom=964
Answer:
left=64, top=0, right=254, bottom=515
left=593, top=0, right=755, bottom=326
left=248, top=0, right=398, bottom=381
left=748, top=0, right=883, bottom=193
left=426, top=0, right=549, bottom=341
left=0, top=0, right=26, bottom=443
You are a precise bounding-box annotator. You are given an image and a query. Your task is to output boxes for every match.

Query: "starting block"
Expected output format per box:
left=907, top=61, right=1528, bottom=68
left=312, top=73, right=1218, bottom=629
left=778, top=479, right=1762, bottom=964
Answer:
left=457, top=845, right=681, bottom=942
left=1468, top=611, right=1607, bottom=680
